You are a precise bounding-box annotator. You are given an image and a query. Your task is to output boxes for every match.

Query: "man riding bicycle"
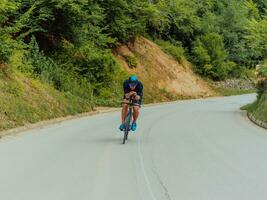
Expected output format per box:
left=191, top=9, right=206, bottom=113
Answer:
left=119, top=75, right=143, bottom=132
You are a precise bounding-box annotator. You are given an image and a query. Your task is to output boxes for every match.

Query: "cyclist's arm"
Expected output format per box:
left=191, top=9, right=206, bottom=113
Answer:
left=136, top=82, right=143, bottom=99
left=123, top=81, right=131, bottom=99
left=126, top=91, right=137, bottom=99
left=123, top=81, right=128, bottom=94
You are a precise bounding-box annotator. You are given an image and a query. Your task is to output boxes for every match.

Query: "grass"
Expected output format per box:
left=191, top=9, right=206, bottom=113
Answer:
left=154, top=39, right=186, bottom=64
left=0, top=71, right=93, bottom=131
left=242, top=91, right=267, bottom=123
left=123, top=55, right=138, bottom=68
left=215, top=87, right=256, bottom=96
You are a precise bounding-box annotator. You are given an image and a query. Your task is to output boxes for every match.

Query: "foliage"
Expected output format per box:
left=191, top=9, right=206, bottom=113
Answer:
left=192, top=33, right=235, bottom=80
left=151, top=0, right=201, bottom=50
left=123, top=55, right=138, bottom=68
left=0, top=1, right=20, bottom=63
left=256, top=61, right=267, bottom=98
left=244, top=17, right=267, bottom=64
left=155, top=39, right=185, bottom=63
left=98, top=0, right=155, bottom=43
left=0, top=72, right=93, bottom=131
left=1, top=0, right=267, bottom=105
left=244, top=60, right=267, bottom=124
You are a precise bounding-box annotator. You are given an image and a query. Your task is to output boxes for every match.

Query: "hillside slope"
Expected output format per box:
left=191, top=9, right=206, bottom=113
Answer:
left=252, top=91, right=267, bottom=123
left=0, top=72, right=92, bottom=131
left=0, top=37, right=216, bottom=131
left=114, top=37, right=215, bottom=102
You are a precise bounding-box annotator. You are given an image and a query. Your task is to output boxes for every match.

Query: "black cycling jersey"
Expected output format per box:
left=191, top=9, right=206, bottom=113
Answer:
left=123, top=80, right=143, bottom=99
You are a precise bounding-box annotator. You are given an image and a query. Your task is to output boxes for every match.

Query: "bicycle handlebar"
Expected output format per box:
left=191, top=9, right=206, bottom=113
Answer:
left=121, top=98, right=139, bottom=106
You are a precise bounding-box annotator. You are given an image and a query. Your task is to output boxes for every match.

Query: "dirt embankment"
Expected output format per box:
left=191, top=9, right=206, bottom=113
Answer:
left=114, top=37, right=215, bottom=102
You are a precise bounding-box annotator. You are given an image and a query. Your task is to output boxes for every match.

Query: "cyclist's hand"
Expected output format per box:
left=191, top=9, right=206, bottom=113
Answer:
left=125, top=93, right=131, bottom=99
left=134, top=95, right=140, bottom=101
left=129, top=91, right=137, bottom=97
left=125, top=92, right=137, bottom=99
left=126, top=92, right=134, bottom=99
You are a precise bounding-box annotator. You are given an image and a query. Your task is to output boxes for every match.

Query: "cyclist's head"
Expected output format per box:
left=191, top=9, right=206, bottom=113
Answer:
left=129, top=75, right=138, bottom=89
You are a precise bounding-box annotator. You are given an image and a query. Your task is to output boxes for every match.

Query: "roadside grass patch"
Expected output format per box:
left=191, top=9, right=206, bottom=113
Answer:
left=0, top=72, right=92, bottom=131
left=215, top=87, right=256, bottom=96
left=242, top=91, right=267, bottom=123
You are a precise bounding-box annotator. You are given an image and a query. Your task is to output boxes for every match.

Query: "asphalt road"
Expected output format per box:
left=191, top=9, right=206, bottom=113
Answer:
left=0, top=94, right=266, bottom=200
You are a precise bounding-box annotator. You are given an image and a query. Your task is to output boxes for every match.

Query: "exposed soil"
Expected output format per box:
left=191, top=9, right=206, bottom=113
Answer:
left=114, top=37, right=215, bottom=101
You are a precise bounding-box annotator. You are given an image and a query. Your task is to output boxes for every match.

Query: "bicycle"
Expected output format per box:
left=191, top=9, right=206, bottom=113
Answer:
left=122, top=97, right=137, bottom=144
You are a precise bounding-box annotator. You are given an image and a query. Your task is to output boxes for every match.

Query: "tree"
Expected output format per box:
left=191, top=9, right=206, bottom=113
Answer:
left=192, top=33, right=234, bottom=80
left=0, top=1, right=20, bottom=63
left=253, top=0, right=267, bottom=16
left=244, top=17, right=267, bottom=63
left=98, top=0, right=153, bottom=43
left=154, top=0, right=201, bottom=50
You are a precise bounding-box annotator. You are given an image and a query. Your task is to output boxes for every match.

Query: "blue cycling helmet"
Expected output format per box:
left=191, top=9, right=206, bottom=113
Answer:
left=129, top=75, right=138, bottom=87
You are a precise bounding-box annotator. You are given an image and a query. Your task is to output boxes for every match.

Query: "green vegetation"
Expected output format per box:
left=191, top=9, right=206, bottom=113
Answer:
left=0, top=0, right=267, bottom=129
left=0, top=72, right=92, bottom=131
left=1, top=1, right=267, bottom=81
left=192, top=33, right=236, bottom=80
left=243, top=91, right=267, bottom=123
left=123, top=55, right=138, bottom=68
left=242, top=61, right=267, bottom=123
left=215, top=87, right=256, bottom=96
left=147, top=0, right=267, bottom=80
left=155, top=40, right=185, bottom=63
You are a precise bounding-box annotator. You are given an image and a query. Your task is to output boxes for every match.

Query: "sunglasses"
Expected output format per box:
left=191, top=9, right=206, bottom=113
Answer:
left=129, top=83, right=137, bottom=88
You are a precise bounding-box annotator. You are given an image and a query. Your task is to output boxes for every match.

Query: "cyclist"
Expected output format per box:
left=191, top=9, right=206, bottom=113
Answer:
left=119, top=75, right=143, bottom=132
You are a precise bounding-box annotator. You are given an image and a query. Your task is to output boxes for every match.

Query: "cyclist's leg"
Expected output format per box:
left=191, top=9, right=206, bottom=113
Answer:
left=132, top=99, right=141, bottom=123
left=131, top=100, right=140, bottom=131
left=121, top=99, right=129, bottom=124
left=132, top=106, right=139, bottom=122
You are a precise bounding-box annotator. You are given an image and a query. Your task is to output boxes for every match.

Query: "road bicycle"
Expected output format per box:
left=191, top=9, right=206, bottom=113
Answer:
left=122, top=97, right=136, bottom=144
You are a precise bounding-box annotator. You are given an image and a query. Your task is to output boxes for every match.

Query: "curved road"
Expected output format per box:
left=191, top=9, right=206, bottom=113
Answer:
left=0, top=94, right=266, bottom=200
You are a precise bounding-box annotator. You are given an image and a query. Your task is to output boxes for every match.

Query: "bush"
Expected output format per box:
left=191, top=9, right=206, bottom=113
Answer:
left=0, top=1, right=19, bottom=63
left=155, top=39, right=185, bottom=63
left=192, top=33, right=234, bottom=80
left=123, top=55, right=138, bottom=68
left=98, top=0, right=154, bottom=43
left=21, top=36, right=94, bottom=100
left=256, top=61, right=267, bottom=98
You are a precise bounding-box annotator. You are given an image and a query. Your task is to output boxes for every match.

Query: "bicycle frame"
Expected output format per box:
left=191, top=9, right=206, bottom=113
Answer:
left=123, top=98, right=134, bottom=144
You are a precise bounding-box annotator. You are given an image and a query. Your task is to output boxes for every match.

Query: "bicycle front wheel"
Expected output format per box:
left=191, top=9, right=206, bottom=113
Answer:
left=123, top=129, right=127, bottom=144
left=123, top=109, right=132, bottom=144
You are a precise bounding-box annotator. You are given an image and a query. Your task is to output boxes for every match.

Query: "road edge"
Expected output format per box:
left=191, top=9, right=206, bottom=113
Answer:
left=0, top=107, right=121, bottom=139
left=0, top=94, right=256, bottom=139
left=0, top=100, right=179, bottom=139
left=247, top=112, right=267, bottom=130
